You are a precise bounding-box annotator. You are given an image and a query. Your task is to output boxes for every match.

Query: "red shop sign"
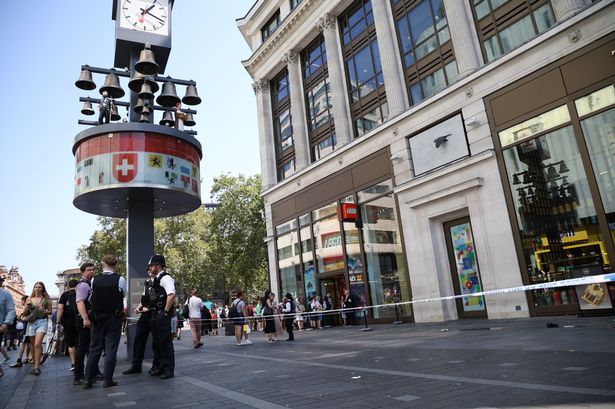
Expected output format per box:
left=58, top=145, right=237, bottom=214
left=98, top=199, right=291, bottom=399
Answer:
left=340, top=203, right=358, bottom=222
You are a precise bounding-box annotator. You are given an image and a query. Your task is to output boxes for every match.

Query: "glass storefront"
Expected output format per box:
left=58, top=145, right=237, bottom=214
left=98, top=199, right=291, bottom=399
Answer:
left=500, top=83, right=615, bottom=313
left=274, top=179, right=412, bottom=321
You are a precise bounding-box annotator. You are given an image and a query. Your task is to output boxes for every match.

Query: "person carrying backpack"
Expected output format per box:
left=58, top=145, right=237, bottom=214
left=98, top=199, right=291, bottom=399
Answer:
left=57, top=279, right=79, bottom=371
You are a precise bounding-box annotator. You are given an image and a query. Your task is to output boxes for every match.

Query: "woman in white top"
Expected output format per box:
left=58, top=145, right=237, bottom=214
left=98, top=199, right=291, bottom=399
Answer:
left=187, top=290, right=203, bottom=348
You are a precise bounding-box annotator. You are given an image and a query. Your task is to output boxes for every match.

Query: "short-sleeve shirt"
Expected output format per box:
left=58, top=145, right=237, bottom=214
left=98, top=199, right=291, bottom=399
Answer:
left=58, top=290, right=76, bottom=321
left=158, top=271, right=175, bottom=296
left=233, top=299, right=246, bottom=315
left=75, top=281, right=90, bottom=302
left=188, top=296, right=202, bottom=319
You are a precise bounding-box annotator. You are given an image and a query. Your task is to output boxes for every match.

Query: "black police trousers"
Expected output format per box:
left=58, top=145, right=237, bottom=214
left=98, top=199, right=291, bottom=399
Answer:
left=74, top=317, right=100, bottom=381
left=85, top=317, right=122, bottom=384
left=130, top=312, right=159, bottom=371
left=150, top=310, right=174, bottom=376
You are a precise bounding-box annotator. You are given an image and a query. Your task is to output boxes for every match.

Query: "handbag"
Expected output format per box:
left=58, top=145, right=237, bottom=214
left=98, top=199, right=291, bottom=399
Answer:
left=21, top=308, right=38, bottom=323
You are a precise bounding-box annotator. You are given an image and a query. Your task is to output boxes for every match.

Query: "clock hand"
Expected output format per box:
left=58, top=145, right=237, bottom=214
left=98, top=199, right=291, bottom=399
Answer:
left=145, top=12, right=165, bottom=24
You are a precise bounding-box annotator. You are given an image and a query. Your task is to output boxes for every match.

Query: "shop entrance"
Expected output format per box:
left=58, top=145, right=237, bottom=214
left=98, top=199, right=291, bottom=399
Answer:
left=319, top=275, right=346, bottom=326
left=444, top=217, right=487, bottom=319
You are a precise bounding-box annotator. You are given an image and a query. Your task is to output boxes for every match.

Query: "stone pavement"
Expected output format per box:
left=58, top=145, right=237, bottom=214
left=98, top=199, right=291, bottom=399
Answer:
left=1, top=315, right=614, bottom=409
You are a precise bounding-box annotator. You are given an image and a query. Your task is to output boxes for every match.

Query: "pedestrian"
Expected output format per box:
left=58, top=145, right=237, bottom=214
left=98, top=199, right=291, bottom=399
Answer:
left=323, top=293, right=334, bottom=327
left=310, top=296, right=323, bottom=330
left=9, top=295, right=32, bottom=369
left=295, top=296, right=306, bottom=331
left=83, top=255, right=126, bottom=389
left=209, top=307, right=218, bottom=335
left=342, top=289, right=356, bottom=326
left=175, top=305, right=183, bottom=340
left=57, top=279, right=79, bottom=371
left=24, top=281, right=52, bottom=376
left=187, top=289, right=203, bottom=348
left=144, top=254, right=176, bottom=379
left=231, top=291, right=252, bottom=346
left=282, top=293, right=295, bottom=341
left=262, top=290, right=277, bottom=343
left=122, top=264, right=160, bottom=376
left=0, top=275, right=16, bottom=377
left=170, top=302, right=178, bottom=339
left=254, top=299, right=263, bottom=331
left=201, top=303, right=213, bottom=336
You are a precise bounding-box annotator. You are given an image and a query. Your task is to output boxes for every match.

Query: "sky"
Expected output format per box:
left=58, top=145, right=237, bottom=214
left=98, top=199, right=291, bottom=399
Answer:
left=0, top=0, right=259, bottom=297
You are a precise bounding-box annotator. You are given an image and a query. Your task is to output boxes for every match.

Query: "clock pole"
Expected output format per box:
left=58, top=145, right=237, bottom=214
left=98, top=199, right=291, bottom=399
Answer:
left=72, top=0, right=202, bottom=360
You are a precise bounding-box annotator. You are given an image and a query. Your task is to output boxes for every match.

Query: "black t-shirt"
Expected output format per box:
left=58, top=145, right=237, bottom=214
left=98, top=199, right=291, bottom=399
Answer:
left=59, top=290, right=77, bottom=322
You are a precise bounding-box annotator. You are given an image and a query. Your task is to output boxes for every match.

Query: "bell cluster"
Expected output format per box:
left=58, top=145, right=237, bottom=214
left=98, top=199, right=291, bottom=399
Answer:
left=75, top=45, right=200, bottom=128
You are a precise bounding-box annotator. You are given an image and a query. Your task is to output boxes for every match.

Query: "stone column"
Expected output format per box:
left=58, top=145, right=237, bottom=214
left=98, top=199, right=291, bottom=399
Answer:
left=371, top=0, right=408, bottom=118
left=550, top=0, right=589, bottom=22
left=318, top=13, right=353, bottom=147
left=253, top=80, right=277, bottom=189
left=283, top=50, right=310, bottom=171
left=443, top=0, right=482, bottom=77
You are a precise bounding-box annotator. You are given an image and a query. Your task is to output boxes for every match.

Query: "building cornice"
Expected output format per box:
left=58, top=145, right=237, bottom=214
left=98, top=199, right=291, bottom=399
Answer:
left=242, top=0, right=325, bottom=78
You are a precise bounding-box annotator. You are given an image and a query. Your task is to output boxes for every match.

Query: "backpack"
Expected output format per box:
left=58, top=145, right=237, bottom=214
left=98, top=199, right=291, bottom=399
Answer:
left=181, top=303, right=190, bottom=319
left=228, top=300, right=241, bottom=319
left=63, top=290, right=78, bottom=321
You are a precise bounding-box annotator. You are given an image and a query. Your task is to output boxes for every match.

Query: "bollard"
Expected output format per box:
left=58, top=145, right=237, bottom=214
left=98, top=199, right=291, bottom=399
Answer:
left=361, top=308, right=373, bottom=332
left=393, top=304, right=404, bottom=325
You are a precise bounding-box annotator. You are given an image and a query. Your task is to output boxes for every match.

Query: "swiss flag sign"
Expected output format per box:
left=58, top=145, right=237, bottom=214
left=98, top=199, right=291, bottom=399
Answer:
left=112, top=153, right=138, bottom=183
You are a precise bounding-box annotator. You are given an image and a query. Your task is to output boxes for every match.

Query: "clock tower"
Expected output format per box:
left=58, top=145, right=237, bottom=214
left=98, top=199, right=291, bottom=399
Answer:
left=112, top=0, right=173, bottom=73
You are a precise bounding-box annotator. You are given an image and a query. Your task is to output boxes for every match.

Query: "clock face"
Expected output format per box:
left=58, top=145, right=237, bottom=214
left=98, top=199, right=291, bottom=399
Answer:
left=120, top=0, right=169, bottom=36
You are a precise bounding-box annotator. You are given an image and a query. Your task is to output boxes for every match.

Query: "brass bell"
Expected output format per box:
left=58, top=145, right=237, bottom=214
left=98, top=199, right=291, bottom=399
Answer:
left=134, top=98, right=144, bottom=114
left=100, top=70, right=125, bottom=98
left=129, top=72, right=159, bottom=94
left=110, top=104, right=121, bottom=121
left=75, top=68, right=96, bottom=90
left=156, top=81, right=180, bottom=107
left=184, top=113, right=196, bottom=127
left=139, top=113, right=150, bottom=123
left=159, top=110, right=175, bottom=127
left=134, top=45, right=159, bottom=75
left=81, top=101, right=95, bottom=116
left=546, top=165, right=558, bottom=181
left=182, top=83, right=201, bottom=105
left=139, top=82, right=155, bottom=100
left=141, top=102, right=151, bottom=117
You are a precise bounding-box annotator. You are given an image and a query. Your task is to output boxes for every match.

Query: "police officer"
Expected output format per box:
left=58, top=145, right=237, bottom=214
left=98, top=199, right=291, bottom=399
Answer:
left=84, top=255, right=126, bottom=389
left=122, top=266, right=160, bottom=375
left=146, top=254, right=176, bottom=379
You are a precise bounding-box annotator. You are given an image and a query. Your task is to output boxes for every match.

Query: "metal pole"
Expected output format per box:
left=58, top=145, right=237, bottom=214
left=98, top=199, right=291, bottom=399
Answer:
left=126, top=190, right=154, bottom=360
left=393, top=304, right=404, bottom=325
left=361, top=308, right=372, bottom=332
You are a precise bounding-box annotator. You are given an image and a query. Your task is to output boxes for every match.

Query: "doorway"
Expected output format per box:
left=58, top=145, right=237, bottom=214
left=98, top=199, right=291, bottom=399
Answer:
left=319, top=275, right=346, bottom=326
left=444, top=217, right=487, bottom=319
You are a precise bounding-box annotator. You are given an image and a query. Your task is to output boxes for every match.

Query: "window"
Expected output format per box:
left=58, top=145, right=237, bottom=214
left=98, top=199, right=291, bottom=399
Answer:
left=392, top=0, right=458, bottom=106
left=290, top=0, right=302, bottom=10
left=339, top=0, right=388, bottom=138
left=271, top=69, right=295, bottom=181
left=302, top=35, right=336, bottom=161
left=471, top=0, right=555, bottom=62
left=261, top=10, right=281, bottom=42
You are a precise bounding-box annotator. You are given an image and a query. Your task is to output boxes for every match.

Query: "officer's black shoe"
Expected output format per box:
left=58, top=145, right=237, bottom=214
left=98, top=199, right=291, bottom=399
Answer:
left=160, top=373, right=174, bottom=379
left=83, top=382, right=94, bottom=390
left=122, top=367, right=142, bottom=375
left=149, top=369, right=162, bottom=376
left=102, top=380, right=118, bottom=388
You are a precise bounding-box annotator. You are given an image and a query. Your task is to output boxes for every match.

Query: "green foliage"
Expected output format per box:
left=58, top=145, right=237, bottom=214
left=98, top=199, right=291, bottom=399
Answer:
left=76, top=173, right=267, bottom=303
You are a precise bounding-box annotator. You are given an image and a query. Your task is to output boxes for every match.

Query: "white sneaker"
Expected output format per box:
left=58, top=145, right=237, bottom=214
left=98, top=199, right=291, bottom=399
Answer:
left=241, top=340, right=253, bottom=345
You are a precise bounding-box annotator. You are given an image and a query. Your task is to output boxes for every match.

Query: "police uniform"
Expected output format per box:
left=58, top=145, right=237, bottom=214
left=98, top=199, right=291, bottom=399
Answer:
left=84, top=270, right=125, bottom=388
left=148, top=268, right=175, bottom=378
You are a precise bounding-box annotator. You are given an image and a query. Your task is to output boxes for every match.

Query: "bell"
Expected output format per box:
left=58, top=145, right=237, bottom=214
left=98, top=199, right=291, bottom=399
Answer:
left=134, top=98, right=144, bottom=114
left=518, top=188, right=526, bottom=198
left=134, top=46, right=159, bottom=75
left=512, top=174, right=521, bottom=185
left=546, top=165, right=558, bottom=181
left=184, top=112, right=196, bottom=127
left=140, top=102, right=151, bottom=117
left=182, top=83, right=202, bottom=105
left=522, top=172, right=531, bottom=184
left=139, top=113, right=150, bottom=123
left=139, top=82, right=155, bottom=100
left=159, top=110, right=175, bottom=127
left=156, top=81, right=180, bottom=107
left=129, top=72, right=160, bottom=93
left=100, top=71, right=125, bottom=98
left=559, top=162, right=570, bottom=173
left=81, top=101, right=95, bottom=116
left=110, top=104, right=121, bottom=121
left=75, top=68, right=96, bottom=90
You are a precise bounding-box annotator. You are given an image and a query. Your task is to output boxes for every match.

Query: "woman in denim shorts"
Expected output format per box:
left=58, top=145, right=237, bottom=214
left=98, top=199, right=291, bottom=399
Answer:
left=25, top=282, right=52, bottom=376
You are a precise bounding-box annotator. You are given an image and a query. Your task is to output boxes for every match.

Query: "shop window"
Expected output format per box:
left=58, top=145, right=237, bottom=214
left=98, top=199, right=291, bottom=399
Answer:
left=302, top=36, right=336, bottom=161
left=360, top=193, right=410, bottom=319
left=314, top=214, right=344, bottom=273
left=291, top=0, right=302, bottom=10
left=471, top=0, right=555, bottom=63
left=577, top=85, right=615, bottom=255
left=392, top=0, right=459, bottom=105
left=261, top=10, right=281, bottom=42
left=277, top=229, right=303, bottom=301
left=339, top=0, right=388, bottom=138
left=271, top=69, right=295, bottom=181
left=503, top=123, right=610, bottom=310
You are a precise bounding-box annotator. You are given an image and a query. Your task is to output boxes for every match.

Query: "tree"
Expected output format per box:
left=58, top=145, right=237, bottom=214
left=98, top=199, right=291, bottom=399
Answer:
left=206, top=174, right=268, bottom=302
left=77, top=217, right=127, bottom=276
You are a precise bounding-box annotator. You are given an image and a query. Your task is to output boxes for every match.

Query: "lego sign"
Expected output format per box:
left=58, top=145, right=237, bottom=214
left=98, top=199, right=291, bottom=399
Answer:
left=340, top=203, right=358, bottom=222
